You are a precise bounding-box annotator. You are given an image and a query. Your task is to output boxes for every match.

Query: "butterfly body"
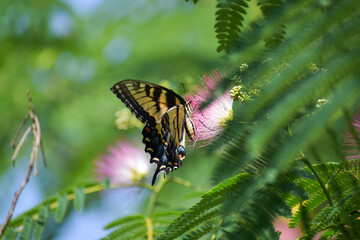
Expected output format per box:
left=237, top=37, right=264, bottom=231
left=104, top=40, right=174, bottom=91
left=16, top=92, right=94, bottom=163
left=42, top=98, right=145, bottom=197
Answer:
left=111, top=79, right=195, bottom=185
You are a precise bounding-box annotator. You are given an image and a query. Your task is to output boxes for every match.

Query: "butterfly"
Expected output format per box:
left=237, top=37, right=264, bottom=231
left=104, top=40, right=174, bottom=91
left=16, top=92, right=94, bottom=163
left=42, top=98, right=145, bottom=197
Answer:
left=111, top=79, right=195, bottom=185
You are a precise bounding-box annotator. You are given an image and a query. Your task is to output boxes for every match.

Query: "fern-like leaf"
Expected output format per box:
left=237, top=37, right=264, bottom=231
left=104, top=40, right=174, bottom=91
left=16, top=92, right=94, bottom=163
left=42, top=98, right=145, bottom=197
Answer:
left=103, top=211, right=183, bottom=240
left=104, top=215, right=145, bottom=230
left=162, top=173, right=250, bottom=239
left=258, top=0, right=287, bottom=48
left=183, top=224, right=215, bottom=240
left=5, top=182, right=106, bottom=239
left=287, top=161, right=360, bottom=238
left=215, top=0, right=249, bottom=52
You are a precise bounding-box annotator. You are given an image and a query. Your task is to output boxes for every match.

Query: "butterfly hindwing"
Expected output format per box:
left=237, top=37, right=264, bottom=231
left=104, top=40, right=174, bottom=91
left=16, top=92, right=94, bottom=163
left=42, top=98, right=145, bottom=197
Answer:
left=142, top=106, right=187, bottom=185
left=161, top=105, right=186, bottom=171
left=142, top=123, right=168, bottom=185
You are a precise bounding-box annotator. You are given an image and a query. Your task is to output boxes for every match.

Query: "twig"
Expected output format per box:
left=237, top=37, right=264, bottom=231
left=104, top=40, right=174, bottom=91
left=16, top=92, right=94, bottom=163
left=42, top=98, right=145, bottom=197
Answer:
left=11, top=126, right=32, bottom=166
left=0, top=90, right=42, bottom=237
left=0, top=153, right=35, bottom=236
left=40, top=140, right=47, bottom=167
left=301, top=155, right=333, bottom=206
left=31, top=115, right=41, bottom=176
left=11, top=114, right=29, bottom=149
left=27, top=91, right=41, bottom=176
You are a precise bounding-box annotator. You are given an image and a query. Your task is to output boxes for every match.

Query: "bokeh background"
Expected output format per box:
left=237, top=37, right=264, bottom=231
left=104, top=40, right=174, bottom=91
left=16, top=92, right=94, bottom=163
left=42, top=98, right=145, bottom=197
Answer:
left=0, top=0, right=232, bottom=238
left=2, top=1, right=356, bottom=239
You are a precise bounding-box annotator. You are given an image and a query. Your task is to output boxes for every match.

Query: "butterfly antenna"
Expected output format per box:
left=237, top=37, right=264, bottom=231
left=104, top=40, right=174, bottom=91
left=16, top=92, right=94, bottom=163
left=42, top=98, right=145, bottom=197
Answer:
left=191, top=139, right=197, bottom=148
left=199, top=119, right=216, bottom=131
left=198, top=108, right=211, bottom=120
left=192, top=114, right=217, bottom=132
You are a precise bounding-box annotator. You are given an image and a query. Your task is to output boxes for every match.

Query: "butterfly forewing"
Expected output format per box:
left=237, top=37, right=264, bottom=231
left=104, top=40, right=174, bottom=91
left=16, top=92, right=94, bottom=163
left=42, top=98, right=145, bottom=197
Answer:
left=111, top=80, right=185, bottom=124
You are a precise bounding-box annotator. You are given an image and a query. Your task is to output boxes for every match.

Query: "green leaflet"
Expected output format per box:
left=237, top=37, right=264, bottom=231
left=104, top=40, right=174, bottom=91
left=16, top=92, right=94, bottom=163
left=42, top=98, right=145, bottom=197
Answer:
left=33, top=205, right=49, bottom=240
left=54, top=194, right=69, bottom=223
left=182, top=224, right=215, bottom=240
left=74, top=187, right=85, bottom=212
left=18, top=217, right=33, bottom=240
left=1, top=228, right=17, bottom=240
left=103, top=221, right=147, bottom=240
left=104, top=215, right=145, bottom=230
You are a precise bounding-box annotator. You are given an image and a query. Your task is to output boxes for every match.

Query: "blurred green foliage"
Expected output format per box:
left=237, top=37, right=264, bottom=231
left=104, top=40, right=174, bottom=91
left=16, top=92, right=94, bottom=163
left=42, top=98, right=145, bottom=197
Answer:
left=2, top=0, right=360, bottom=239
left=0, top=0, right=222, bottom=185
left=0, top=0, right=226, bottom=238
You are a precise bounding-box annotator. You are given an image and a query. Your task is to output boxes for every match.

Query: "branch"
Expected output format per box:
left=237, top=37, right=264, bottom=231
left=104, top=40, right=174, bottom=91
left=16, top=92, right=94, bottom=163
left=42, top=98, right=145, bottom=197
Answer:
left=0, top=90, right=42, bottom=237
left=300, top=155, right=333, bottom=206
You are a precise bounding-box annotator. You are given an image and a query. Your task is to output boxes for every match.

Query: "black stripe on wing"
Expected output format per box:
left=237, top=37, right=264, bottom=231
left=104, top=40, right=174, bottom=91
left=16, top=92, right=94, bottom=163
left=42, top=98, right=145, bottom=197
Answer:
left=166, top=105, right=186, bottom=146
left=111, top=79, right=186, bottom=125
left=160, top=107, right=186, bottom=173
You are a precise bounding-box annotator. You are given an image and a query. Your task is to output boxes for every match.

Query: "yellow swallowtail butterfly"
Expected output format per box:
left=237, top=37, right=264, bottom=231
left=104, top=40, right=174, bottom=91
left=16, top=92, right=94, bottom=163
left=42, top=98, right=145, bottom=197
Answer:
left=111, top=79, right=195, bottom=185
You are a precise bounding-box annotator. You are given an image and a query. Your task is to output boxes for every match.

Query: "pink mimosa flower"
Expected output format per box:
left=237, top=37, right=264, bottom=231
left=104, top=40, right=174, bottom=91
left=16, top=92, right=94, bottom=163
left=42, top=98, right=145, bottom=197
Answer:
left=186, top=69, right=233, bottom=147
left=344, top=113, right=360, bottom=160
left=187, top=69, right=224, bottom=108
left=95, top=141, right=150, bottom=186
left=274, top=217, right=302, bottom=240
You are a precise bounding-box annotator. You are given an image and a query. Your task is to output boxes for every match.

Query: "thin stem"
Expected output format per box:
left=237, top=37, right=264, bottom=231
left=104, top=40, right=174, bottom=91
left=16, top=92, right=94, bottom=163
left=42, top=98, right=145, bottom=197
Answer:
left=40, top=140, right=47, bottom=167
left=170, top=176, right=203, bottom=192
left=144, top=177, right=166, bottom=240
left=11, top=114, right=29, bottom=148
left=146, top=177, right=166, bottom=217
left=301, top=157, right=333, bottom=206
left=11, top=126, right=32, bottom=166
left=0, top=151, right=35, bottom=236
left=145, top=217, right=153, bottom=240
left=30, top=114, right=41, bottom=176
left=32, top=124, right=39, bottom=176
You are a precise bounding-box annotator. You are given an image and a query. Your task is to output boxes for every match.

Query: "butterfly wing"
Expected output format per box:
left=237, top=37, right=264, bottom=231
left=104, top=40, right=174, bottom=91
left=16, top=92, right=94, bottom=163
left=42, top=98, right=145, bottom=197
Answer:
left=142, top=123, right=168, bottom=185
left=111, top=79, right=186, bottom=125
left=142, top=105, right=187, bottom=185
left=162, top=105, right=185, bottom=147
left=159, top=105, right=188, bottom=183
left=111, top=79, right=195, bottom=185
